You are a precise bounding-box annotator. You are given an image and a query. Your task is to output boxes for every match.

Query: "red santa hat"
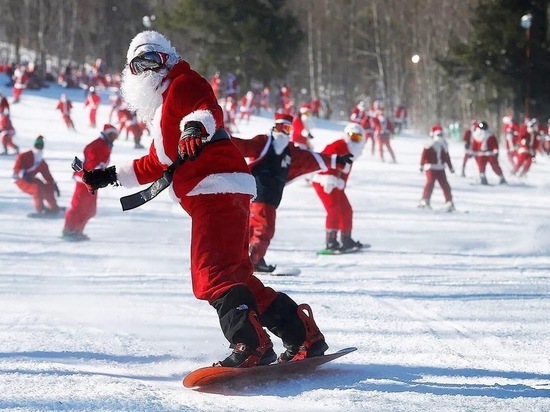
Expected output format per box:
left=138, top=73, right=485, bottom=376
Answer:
left=299, top=104, right=311, bottom=114
left=101, top=124, right=118, bottom=137
left=274, top=113, right=293, bottom=125
left=126, top=30, right=179, bottom=68
left=430, top=124, right=443, bottom=137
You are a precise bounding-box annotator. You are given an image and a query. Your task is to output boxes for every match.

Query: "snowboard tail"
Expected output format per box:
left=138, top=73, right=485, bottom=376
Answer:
left=183, top=346, right=356, bottom=389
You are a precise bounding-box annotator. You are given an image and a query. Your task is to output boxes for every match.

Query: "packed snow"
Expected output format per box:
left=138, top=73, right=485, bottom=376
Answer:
left=0, top=76, right=549, bottom=411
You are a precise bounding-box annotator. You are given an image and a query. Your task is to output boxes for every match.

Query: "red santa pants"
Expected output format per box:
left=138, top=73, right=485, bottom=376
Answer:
left=312, top=182, right=353, bottom=232
left=16, top=178, right=58, bottom=212
left=376, top=135, right=396, bottom=162
left=183, top=193, right=277, bottom=313
left=12, top=87, right=23, bottom=102
left=63, top=182, right=97, bottom=233
left=248, top=202, right=277, bottom=265
left=1, top=131, right=18, bottom=151
left=422, top=170, right=452, bottom=202
left=513, top=152, right=533, bottom=175
left=475, top=155, right=503, bottom=176
left=88, top=108, right=98, bottom=127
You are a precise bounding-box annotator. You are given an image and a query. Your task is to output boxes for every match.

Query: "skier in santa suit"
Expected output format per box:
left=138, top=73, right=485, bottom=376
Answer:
left=232, top=113, right=353, bottom=273
left=291, top=104, right=315, bottom=150
left=62, top=124, right=118, bottom=241
left=372, top=113, right=396, bottom=162
left=502, top=115, right=519, bottom=166
left=470, top=120, right=507, bottom=185
left=512, top=118, right=540, bottom=177
left=312, top=123, right=366, bottom=251
left=0, top=112, right=19, bottom=155
left=56, top=93, right=76, bottom=131
left=79, top=30, right=328, bottom=368
left=350, top=100, right=368, bottom=126
left=12, top=65, right=28, bottom=103
left=84, top=87, right=101, bottom=128
left=460, top=120, right=477, bottom=177
left=13, top=135, right=62, bottom=214
left=418, top=125, right=455, bottom=211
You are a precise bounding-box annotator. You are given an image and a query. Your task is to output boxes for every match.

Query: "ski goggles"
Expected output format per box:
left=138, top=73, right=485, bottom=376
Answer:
left=274, top=123, right=292, bottom=135
left=129, top=51, right=169, bottom=75
left=347, top=132, right=363, bottom=142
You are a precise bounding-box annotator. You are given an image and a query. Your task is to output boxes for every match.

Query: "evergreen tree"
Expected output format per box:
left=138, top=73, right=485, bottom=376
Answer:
left=162, top=0, right=303, bottom=88
left=442, top=0, right=550, bottom=119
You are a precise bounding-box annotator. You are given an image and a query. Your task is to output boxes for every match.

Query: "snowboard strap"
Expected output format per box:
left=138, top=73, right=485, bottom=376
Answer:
left=119, top=127, right=230, bottom=211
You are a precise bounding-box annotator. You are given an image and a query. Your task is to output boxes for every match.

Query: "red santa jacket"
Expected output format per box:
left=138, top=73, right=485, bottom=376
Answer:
left=373, top=116, right=394, bottom=137
left=291, top=115, right=313, bottom=148
left=420, top=140, right=453, bottom=171
left=115, top=60, right=255, bottom=202
left=56, top=99, right=73, bottom=115
left=471, top=134, right=499, bottom=156
left=0, top=114, right=14, bottom=133
left=0, top=96, right=9, bottom=114
left=312, top=139, right=353, bottom=192
left=516, top=125, right=540, bottom=156
left=84, top=93, right=101, bottom=109
left=13, top=150, right=54, bottom=183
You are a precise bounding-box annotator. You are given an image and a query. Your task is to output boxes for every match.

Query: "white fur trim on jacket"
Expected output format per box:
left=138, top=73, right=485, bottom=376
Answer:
left=186, top=172, right=256, bottom=197
left=179, top=109, right=217, bottom=141
left=311, top=151, right=329, bottom=172
left=151, top=104, right=172, bottom=166
left=116, top=162, right=141, bottom=188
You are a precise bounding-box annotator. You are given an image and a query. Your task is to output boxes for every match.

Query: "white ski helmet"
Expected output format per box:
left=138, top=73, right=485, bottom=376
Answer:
left=344, top=122, right=365, bottom=138
left=126, top=30, right=180, bottom=69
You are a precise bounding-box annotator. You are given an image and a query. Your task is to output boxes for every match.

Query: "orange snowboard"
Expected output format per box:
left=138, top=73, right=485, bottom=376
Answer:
left=183, top=347, right=356, bottom=389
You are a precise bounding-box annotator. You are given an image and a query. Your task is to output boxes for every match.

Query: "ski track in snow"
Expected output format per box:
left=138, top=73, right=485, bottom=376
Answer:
left=0, top=75, right=549, bottom=411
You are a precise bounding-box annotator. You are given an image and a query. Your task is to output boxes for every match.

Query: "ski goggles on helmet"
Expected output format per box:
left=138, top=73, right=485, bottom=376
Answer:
left=129, top=51, right=169, bottom=75
left=347, top=132, right=363, bottom=142
left=274, top=122, right=292, bottom=135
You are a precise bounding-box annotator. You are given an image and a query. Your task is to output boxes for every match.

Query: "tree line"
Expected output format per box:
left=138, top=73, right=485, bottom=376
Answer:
left=0, top=0, right=548, bottom=132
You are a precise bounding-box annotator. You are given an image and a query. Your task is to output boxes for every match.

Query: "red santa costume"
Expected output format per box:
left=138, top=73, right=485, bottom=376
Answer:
left=12, top=65, right=29, bottom=103
left=13, top=136, right=60, bottom=213
left=56, top=94, right=75, bottom=131
left=117, top=108, right=144, bottom=148
left=62, top=125, right=118, bottom=241
left=238, top=90, right=255, bottom=123
left=84, top=87, right=101, bottom=128
left=393, top=104, right=407, bottom=134
left=373, top=114, right=396, bottom=162
left=512, top=119, right=540, bottom=177
left=209, top=72, right=221, bottom=99
left=232, top=113, right=340, bottom=272
left=291, top=104, right=315, bottom=150
left=470, top=121, right=506, bottom=185
left=0, top=92, right=10, bottom=114
left=312, top=123, right=366, bottom=251
left=108, top=90, right=123, bottom=123
left=502, top=115, right=520, bottom=166
left=0, top=112, right=19, bottom=155
left=83, top=31, right=327, bottom=368
left=461, top=120, right=477, bottom=176
left=418, top=125, right=454, bottom=211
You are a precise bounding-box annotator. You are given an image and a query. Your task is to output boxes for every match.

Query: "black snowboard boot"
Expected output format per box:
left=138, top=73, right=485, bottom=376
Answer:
left=340, top=234, right=362, bottom=250
left=253, top=257, right=276, bottom=273
left=212, top=285, right=276, bottom=367
left=326, top=230, right=340, bottom=251
left=260, top=293, right=328, bottom=363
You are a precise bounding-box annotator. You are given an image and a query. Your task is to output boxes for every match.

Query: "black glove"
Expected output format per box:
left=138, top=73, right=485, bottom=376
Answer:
left=54, top=182, right=61, bottom=197
left=82, top=166, right=117, bottom=194
left=336, top=153, right=354, bottom=166
left=307, top=132, right=314, bottom=140
left=178, top=121, right=208, bottom=160
left=449, top=168, right=455, bottom=174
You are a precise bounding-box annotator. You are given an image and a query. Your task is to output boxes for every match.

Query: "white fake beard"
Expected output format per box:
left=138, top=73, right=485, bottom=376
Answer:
left=346, top=140, right=365, bottom=159
left=121, top=67, right=168, bottom=122
left=272, top=132, right=289, bottom=155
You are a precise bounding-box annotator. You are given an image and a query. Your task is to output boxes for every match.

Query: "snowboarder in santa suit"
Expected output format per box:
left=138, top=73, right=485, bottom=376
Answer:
left=312, top=123, right=366, bottom=251
left=470, top=120, right=507, bottom=185
left=62, top=124, right=119, bottom=241
left=291, top=104, right=315, bottom=150
left=13, top=135, right=62, bottom=215
left=232, top=113, right=354, bottom=273
left=418, top=125, right=455, bottom=212
left=79, top=30, right=328, bottom=367
left=0, top=112, right=19, bottom=155
left=56, top=93, right=76, bottom=131
left=512, top=118, right=541, bottom=177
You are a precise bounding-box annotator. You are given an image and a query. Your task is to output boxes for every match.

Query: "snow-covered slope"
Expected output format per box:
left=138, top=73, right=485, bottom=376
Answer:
left=0, top=77, right=549, bottom=411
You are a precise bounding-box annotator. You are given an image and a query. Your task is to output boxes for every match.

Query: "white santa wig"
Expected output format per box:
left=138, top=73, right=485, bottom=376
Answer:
left=126, top=30, right=180, bottom=68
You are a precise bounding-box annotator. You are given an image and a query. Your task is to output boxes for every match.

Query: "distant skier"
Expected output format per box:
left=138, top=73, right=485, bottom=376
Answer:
left=12, top=136, right=62, bottom=215
left=460, top=120, right=476, bottom=177
left=312, top=123, right=366, bottom=251
left=291, top=104, right=315, bottom=150
left=84, top=87, right=101, bottom=128
left=372, top=113, right=396, bottom=163
left=512, top=118, right=541, bottom=177
left=418, top=125, right=455, bottom=212
left=0, top=112, right=19, bottom=155
left=471, top=121, right=506, bottom=185
left=232, top=113, right=353, bottom=272
left=56, top=94, right=76, bottom=131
